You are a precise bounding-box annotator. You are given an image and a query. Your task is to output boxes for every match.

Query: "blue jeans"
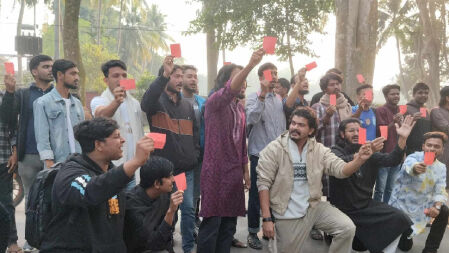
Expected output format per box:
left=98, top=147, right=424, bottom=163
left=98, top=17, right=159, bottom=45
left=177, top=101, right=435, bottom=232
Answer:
left=247, top=155, right=260, bottom=234
left=179, top=170, right=195, bottom=253
left=373, top=165, right=401, bottom=203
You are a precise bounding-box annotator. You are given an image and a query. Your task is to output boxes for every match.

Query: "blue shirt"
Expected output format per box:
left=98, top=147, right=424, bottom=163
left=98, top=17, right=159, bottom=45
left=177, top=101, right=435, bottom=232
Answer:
left=25, top=83, right=53, bottom=154
left=352, top=106, right=376, bottom=141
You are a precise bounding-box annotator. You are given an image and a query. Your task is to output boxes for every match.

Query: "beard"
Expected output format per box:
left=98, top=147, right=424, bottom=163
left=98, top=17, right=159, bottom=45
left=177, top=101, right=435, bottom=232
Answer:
left=64, top=82, right=78, bottom=90
left=299, top=90, right=309, bottom=95
left=236, top=93, right=245, bottom=99
left=167, top=83, right=180, bottom=93
left=183, top=85, right=196, bottom=94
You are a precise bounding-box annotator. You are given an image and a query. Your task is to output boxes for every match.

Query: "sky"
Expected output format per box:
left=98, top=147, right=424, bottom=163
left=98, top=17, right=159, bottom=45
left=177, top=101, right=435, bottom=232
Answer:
left=0, top=0, right=400, bottom=102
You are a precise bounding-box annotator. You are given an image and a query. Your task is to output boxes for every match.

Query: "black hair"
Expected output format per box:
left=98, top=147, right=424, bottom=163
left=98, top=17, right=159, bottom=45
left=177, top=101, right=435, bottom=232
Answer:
left=423, top=131, right=448, bottom=144
left=278, top=78, right=290, bottom=91
left=412, top=82, right=429, bottom=95
left=319, top=72, right=343, bottom=92
left=52, top=59, right=77, bottom=80
left=74, top=117, right=119, bottom=153
left=101, top=60, right=127, bottom=77
left=382, top=84, right=400, bottom=97
left=182, top=65, right=197, bottom=73
left=439, top=86, right=449, bottom=107
left=140, top=156, right=174, bottom=189
left=212, top=64, right=243, bottom=93
left=158, top=64, right=182, bottom=77
left=356, top=84, right=373, bottom=95
left=338, top=118, right=362, bottom=134
left=290, top=107, right=318, bottom=137
left=257, top=62, right=277, bottom=77
left=326, top=68, right=342, bottom=75
left=29, top=55, right=53, bottom=75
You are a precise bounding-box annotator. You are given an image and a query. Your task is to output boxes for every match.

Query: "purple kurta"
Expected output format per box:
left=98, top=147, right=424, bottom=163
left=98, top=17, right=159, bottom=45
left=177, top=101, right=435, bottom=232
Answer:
left=200, top=81, right=248, bottom=218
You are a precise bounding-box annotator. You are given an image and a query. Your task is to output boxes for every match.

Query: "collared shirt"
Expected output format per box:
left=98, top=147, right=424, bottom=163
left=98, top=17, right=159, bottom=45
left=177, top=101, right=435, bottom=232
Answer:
left=0, top=93, right=13, bottom=164
left=25, top=83, right=53, bottom=154
left=246, top=92, right=286, bottom=156
left=390, top=152, right=448, bottom=236
left=312, top=102, right=340, bottom=148
left=33, top=88, right=85, bottom=163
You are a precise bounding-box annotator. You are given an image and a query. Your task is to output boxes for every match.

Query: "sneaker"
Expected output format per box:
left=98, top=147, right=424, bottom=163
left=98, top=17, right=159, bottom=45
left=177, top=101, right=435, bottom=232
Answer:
left=310, top=228, right=323, bottom=241
left=22, top=242, right=36, bottom=253
left=247, top=233, right=263, bottom=250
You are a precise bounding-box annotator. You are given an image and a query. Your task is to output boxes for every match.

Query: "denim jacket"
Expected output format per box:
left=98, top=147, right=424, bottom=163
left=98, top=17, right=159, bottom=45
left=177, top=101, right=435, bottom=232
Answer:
left=33, top=88, right=84, bottom=163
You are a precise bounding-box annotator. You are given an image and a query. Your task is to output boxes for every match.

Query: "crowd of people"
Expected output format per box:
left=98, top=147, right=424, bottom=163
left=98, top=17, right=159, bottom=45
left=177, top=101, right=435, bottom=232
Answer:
left=0, top=49, right=448, bottom=253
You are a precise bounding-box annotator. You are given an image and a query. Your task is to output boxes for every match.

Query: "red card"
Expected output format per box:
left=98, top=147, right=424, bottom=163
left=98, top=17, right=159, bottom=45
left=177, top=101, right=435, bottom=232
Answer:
left=380, top=125, right=388, bottom=140
left=356, top=74, right=365, bottom=84
left=420, top=107, right=427, bottom=117
left=399, top=105, right=407, bottom=115
left=358, top=127, right=367, bottom=144
left=329, top=94, right=336, bottom=106
left=4, top=62, right=14, bottom=75
left=119, top=79, right=136, bottom=90
left=223, top=62, right=231, bottom=65
left=364, top=90, right=373, bottom=101
left=174, top=173, right=187, bottom=191
left=263, top=36, right=277, bottom=54
left=305, top=61, right=317, bottom=71
left=424, top=152, right=435, bottom=165
left=263, top=69, right=272, bottom=82
left=170, top=44, right=181, bottom=58
left=147, top=133, right=166, bottom=149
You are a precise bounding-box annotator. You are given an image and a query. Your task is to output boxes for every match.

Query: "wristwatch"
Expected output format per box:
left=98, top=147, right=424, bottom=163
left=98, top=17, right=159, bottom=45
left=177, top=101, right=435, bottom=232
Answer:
left=262, top=217, right=273, bottom=222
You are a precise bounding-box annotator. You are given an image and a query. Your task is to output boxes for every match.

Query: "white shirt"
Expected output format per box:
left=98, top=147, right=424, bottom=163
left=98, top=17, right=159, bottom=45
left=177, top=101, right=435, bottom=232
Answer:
left=63, top=98, right=76, bottom=153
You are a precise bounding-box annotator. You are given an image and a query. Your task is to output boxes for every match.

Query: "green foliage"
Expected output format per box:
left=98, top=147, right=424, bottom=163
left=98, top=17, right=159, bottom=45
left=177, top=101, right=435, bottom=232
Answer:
left=133, top=71, right=156, bottom=101
left=188, top=0, right=334, bottom=60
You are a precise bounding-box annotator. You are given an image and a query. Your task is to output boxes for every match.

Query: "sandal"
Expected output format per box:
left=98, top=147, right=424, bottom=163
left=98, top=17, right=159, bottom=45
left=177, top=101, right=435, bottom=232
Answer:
left=310, top=228, right=323, bottom=240
left=7, top=244, right=23, bottom=253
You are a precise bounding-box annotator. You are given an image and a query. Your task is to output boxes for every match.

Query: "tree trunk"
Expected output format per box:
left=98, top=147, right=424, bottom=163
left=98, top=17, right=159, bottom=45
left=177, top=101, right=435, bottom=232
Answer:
left=335, top=0, right=377, bottom=101
left=17, top=0, right=25, bottom=86
left=206, top=29, right=219, bottom=94
left=63, top=0, right=86, bottom=104
left=416, top=0, right=440, bottom=107
left=116, top=0, right=123, bottom=54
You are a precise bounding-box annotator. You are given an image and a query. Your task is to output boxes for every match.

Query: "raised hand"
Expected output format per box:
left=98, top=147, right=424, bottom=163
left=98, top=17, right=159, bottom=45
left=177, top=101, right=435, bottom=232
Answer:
left=357, top=143, right=373, bottom=161
left=4, top=74, right=16, bottom=93
left=113, top=86, right=125, bottom=104
left=413, top=162, right=427, bottom=175
left=395, top=115, right=416, bottom=139
left=248, top=48, right=265, bottom=68
left=370, top=137, right=385, bottom=153
left=133, top=136, right=155, bottom=167
left=162, top=55, right=175, bottom=78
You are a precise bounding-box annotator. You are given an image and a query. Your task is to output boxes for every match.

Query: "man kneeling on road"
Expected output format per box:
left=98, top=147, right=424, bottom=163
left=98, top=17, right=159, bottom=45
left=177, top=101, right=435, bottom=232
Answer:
left=257, top=107, right=373, bottom=253
left=39, top=117, right=154, bottom=252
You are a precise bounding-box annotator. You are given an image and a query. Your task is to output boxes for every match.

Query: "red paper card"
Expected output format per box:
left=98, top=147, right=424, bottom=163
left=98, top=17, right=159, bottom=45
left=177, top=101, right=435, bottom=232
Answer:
left=358, top=128, right=367, bottom=144
left=263, top=36, right=277, bottom=54
left=399, top=105, right=407, bottom=115
left=119, top=79, right=136, bottom=90
left=364, top=90, right=373, bottom=101
left=356, top=74, right=365, bottom=84
left=424, top=152, right=435, bottom=165
left=223, top=62, right=231, bottom=65
left=420, top=107, right=427, bottom=117
left=263, top=69, right=272, bottom=82
left=4, top=62, right=14, bottom=75
left=170, top=44, right=181, bottom=58
left=305, top=61, right=317, bottom=71
left=380, top=125, right=388, bottom=140
left=174, top=173, right=187, bottom=191
left=329, top=94, right=336, bottom=106
left=147, top=133, right=166, bottom=149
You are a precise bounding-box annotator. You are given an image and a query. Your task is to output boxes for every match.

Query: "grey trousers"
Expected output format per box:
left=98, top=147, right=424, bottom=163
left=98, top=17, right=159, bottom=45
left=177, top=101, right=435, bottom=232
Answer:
left=18, top=154, right=44, bottom=207
left=275, top=201, right=355, bottom=253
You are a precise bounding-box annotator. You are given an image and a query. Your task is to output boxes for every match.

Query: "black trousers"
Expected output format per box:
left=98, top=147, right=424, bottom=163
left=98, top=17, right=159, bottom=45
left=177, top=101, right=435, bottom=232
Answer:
left=197, top=216, right=237, bottom=253
left=399, top=205, right=449, bottom=252
left=247, top=155, right=260, bottom=233
left=0, top=163, right=18, bottom=246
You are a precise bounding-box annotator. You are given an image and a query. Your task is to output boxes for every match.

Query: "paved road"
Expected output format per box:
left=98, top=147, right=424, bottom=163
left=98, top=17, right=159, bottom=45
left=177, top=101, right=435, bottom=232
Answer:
left=12, top=199, right=449, bottom=253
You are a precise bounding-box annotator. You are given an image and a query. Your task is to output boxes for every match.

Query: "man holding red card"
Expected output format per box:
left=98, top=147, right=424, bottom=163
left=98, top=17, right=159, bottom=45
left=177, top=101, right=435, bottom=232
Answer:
left=352, top=84, right=377, bottom=141
left=141, top=56, right=199, bottom=253
left=404, top=83, right=431, bottom=156
left=91, top=60, right=146, bottom=189
left=284, top=67, right=310, bottom=126
left=329, top=116, right=415, bottom=253
left=245, top=62, right=285, bottom=249
left=390, top=132, right=448, bottom=253
left=374, top=84, right=404, bottom=204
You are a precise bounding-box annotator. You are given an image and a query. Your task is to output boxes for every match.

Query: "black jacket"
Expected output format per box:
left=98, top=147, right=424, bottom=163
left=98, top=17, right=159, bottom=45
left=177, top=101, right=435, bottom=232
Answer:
left=0, top=86, right=53, bottom=161
left=329, top=138, right=404, bottom=211
left=124, top=186, right=173, bottom=253
left=140, top=76, right=199, bottom=175
left=39, top=154, right=131, bottom=253
left=405, top=100, right=431, bottom=155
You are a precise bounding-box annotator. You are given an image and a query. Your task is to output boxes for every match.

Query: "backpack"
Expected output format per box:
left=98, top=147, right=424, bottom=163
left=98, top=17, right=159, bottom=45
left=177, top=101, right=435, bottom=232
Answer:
left=25, top=163, right=62, bottom=248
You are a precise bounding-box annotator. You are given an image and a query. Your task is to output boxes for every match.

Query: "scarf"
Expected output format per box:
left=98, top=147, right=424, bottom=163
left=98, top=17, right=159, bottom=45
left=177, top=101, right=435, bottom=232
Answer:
left=319, top=93, right=352, bottom=120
